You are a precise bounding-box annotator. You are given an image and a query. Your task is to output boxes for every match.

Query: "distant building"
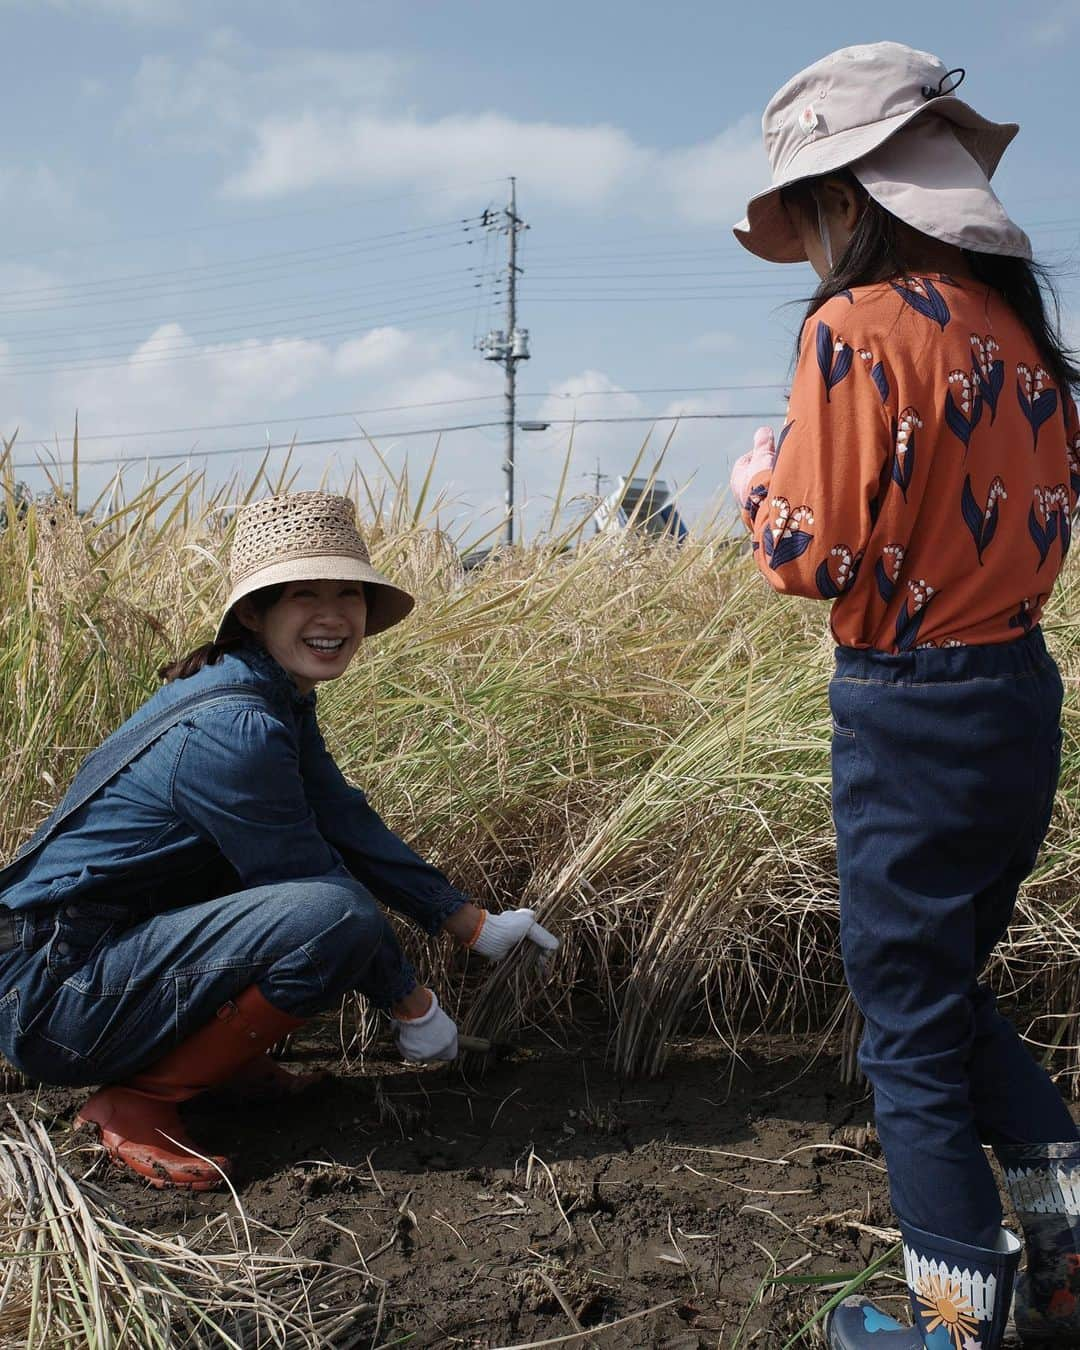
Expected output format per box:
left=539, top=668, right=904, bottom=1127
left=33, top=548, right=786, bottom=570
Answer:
left=593, top=476, right=688, bottom=541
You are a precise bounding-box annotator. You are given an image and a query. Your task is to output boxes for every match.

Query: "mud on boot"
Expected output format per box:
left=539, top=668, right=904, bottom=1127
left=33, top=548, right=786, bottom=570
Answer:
left=827, top=1221, right=1020, bottom=1349
left=997, top=1140, right=1080, bottom=1344
left=76, top=985, right=306, bottom=1191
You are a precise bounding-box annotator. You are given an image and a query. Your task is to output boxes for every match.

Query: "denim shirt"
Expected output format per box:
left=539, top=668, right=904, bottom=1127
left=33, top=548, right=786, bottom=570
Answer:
left=0, top=644, right=467, bottom=935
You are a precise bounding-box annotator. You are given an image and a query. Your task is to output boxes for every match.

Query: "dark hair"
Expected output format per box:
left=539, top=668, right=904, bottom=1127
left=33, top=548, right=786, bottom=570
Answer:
left=158, top=584, right=286, bottom=682
left=783, top=172, right=1080, bottom=388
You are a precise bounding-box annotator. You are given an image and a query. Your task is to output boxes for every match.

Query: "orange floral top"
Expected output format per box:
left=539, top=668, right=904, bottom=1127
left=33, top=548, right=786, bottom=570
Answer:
left=740, top=274, right=1080, bottom=651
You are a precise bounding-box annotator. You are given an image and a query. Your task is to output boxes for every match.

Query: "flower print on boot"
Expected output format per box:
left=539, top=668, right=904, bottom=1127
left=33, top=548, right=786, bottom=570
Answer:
left=996, top=1140, right=1080, bottom=1345
left=827, top=1220, right=1020, bottom=1350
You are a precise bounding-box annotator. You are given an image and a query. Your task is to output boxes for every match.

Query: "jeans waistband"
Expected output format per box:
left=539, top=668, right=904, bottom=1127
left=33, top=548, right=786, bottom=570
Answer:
left=833, top=627, right=1054, bottom=685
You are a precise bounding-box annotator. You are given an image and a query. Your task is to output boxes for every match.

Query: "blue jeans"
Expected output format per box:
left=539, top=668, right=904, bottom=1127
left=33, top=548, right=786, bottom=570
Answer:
left=0, top=877, right=417, bottom=1087
left=831, top=627, right=1078, bottom=1247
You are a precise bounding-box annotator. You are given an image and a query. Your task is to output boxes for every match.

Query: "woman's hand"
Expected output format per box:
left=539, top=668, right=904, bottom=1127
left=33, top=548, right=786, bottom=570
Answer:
left=468, top=907, right=559, bottom=964
left=730, top=426, right=777, bottom=512
left=393, top=989, right=459, bottom=1062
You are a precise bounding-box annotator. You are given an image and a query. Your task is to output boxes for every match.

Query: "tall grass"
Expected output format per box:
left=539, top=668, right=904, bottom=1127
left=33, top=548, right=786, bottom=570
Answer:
left=2, top=447, right=1079, bottom=1082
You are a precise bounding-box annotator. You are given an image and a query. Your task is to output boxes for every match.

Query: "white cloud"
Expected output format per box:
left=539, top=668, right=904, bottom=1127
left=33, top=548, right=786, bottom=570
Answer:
left=126, top=31, right=403, bottom=151
left=333, top=327, right=415, bottom=375
left=228, top=112, right=649, bottom=211
left=121, top=32, right=760, bottom=225
left=226, top=108, right=761, bottom=225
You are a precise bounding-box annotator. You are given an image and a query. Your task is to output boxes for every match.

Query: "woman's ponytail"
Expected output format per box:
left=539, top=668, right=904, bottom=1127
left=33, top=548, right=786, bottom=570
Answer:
left=158, top=583, right=286, bottom=683
left=158, top=638, right=243, bottom=683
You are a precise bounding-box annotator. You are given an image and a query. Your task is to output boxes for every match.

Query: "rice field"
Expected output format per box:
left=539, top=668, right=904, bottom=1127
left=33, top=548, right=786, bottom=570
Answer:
left=1, top=444, right=1078, bottom=1344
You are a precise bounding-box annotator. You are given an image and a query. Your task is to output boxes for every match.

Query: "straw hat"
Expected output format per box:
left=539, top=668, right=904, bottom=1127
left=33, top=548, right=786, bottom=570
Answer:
left=734, top=41, right=1027, bottom=263
left=215, top=492, right=415, bottom=643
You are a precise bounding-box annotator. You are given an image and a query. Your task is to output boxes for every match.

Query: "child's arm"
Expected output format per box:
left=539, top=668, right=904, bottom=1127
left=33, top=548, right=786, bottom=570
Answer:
left=739, top=298, right=894, bottom=600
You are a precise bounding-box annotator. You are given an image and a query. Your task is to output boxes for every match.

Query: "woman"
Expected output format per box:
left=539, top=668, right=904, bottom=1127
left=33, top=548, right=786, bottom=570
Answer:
left=0, top=491, right=557, bottom=1191
left=730, top=42, right=1079, bottom=1349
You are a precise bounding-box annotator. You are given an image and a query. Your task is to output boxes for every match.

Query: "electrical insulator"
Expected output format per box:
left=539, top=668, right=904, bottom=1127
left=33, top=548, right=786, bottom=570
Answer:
left=511, top=328, right=530, bottom=360
left=480, top=330, right=507, bottom=361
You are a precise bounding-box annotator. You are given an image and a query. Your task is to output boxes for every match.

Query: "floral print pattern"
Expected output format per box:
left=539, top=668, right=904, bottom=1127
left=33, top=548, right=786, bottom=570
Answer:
left=1017, top=363, right=1059, bottom=450
left=892, top=407, right=922, bottom=499
left=816, top=321, right=853, bottom=401
left=945, top=370, right=982, bottom=450
left=961, top=474, right=1006, bottom=564
left=762, top=497, right=814, bottom=570
left=970, top=333, right=1004, bottom=422
left=738, top=278, right=1079, bottom=652
left=891, top=275, right=951, bottom=329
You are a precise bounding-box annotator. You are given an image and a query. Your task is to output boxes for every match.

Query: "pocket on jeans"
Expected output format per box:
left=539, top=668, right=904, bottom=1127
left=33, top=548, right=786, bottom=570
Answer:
left=0, top=987, right=22, bottom=1063
left=830, top=721, right=864, bottom=819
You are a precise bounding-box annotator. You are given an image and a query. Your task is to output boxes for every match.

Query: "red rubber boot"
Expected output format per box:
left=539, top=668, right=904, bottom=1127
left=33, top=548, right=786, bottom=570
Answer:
left=76, top=986, right=305, bottom=1191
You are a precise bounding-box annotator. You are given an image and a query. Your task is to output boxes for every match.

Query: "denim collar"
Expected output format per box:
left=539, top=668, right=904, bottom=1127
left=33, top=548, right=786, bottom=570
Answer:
left=234, top=641, right=317, bottom=711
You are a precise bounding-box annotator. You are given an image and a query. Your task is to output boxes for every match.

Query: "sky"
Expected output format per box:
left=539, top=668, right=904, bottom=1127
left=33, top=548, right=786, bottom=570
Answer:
left=1, top=0, right=1078, bottom=540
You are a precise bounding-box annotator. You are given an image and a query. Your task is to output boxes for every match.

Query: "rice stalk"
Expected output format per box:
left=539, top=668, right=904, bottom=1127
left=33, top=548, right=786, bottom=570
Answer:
left=0, top=1108, right=375, bottom=1347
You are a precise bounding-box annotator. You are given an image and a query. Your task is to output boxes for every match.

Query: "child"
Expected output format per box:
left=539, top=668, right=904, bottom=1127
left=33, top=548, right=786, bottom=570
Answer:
left=0, top=491, right=557, bottom=1191
left=730, top=42, right=1080, bottom=1349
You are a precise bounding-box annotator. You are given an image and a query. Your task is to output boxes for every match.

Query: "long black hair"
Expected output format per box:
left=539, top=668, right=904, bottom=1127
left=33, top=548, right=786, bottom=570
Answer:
left=782, top=172, right=1080, bottom=388
left=158, top=584, right=285, bottom=683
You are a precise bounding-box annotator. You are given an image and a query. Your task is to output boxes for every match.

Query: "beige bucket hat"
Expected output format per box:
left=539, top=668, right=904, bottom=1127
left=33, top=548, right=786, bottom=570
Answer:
left=734, top=41, right=1026, bottom=263
left=216, top=491, right=415, bottom=643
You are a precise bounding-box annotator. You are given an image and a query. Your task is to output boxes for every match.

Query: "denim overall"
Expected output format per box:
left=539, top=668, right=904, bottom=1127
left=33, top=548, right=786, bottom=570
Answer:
left=0, top=651, right=457, bottom=1087
left=831, top=626, right=1079, bottom=1247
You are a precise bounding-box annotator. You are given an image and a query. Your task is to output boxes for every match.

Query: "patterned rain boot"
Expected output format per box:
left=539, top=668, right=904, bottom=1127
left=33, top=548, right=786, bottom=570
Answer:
left=827, top=1220, right=1020, bottom=1349
left=997, top=1141, right=1080, bottom=1344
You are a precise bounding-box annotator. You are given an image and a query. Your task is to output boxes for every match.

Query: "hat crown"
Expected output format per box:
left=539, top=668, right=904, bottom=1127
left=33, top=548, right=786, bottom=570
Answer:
left=230, top=491, right=370, bottom=588
left=763, top=42, right=952, bottom=177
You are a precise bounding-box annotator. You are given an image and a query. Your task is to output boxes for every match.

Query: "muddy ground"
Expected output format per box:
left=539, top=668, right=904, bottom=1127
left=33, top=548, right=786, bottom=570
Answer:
left=7, top=1023, right=1048, bottom=1348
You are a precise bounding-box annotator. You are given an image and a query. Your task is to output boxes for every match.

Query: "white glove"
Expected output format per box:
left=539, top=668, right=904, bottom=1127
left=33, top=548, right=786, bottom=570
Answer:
left=469, top=908, right=560, bottom=963
left=393, top=991, right=459, bottom=1062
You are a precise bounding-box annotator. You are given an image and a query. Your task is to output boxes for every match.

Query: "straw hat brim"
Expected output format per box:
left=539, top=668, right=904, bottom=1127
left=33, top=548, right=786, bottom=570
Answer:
left=216, top=554, right=415, bottom=643
left=733, top=99, right=1019, bottom=264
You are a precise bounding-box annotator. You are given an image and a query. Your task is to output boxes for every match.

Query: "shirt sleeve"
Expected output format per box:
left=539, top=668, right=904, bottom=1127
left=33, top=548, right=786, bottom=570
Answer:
left=297, top=711, right=469, bottom=936
left=1065, top=391, right=1080, bottom=511
left=742, top=297, right=894, bottom=600
left=170, top=707, right=351, bottom=888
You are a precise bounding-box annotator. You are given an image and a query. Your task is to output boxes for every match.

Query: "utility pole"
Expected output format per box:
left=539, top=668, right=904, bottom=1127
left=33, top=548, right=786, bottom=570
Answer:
left=478, top=178, right=529, bottom=546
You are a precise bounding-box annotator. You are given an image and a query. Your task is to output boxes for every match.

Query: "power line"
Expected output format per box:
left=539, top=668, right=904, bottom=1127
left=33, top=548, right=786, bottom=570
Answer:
left=0, top=178, right=511, bottom=264
left=0, top=285, right=484, bottom=369
left=0, top=303, right=483, bottom=378
left=54, top=383, right=789, bottom=445
left=0, top=219, right=482, bottom=306
left=10, top=410, right=787, bottom=473
left=70, top=394, right=510, bottom=442
left=1, top=266, right=492, bottom=347
left=0, top=237, right=484, bottom=319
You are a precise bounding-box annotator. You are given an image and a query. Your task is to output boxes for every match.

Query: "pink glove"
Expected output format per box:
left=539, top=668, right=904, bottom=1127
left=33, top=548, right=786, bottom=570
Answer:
left=730, top=426, right=777, bottom=512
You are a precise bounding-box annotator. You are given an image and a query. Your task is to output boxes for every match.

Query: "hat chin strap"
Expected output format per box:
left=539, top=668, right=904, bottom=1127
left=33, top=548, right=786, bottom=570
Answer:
left=815, top=196, right=835, bottom=271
